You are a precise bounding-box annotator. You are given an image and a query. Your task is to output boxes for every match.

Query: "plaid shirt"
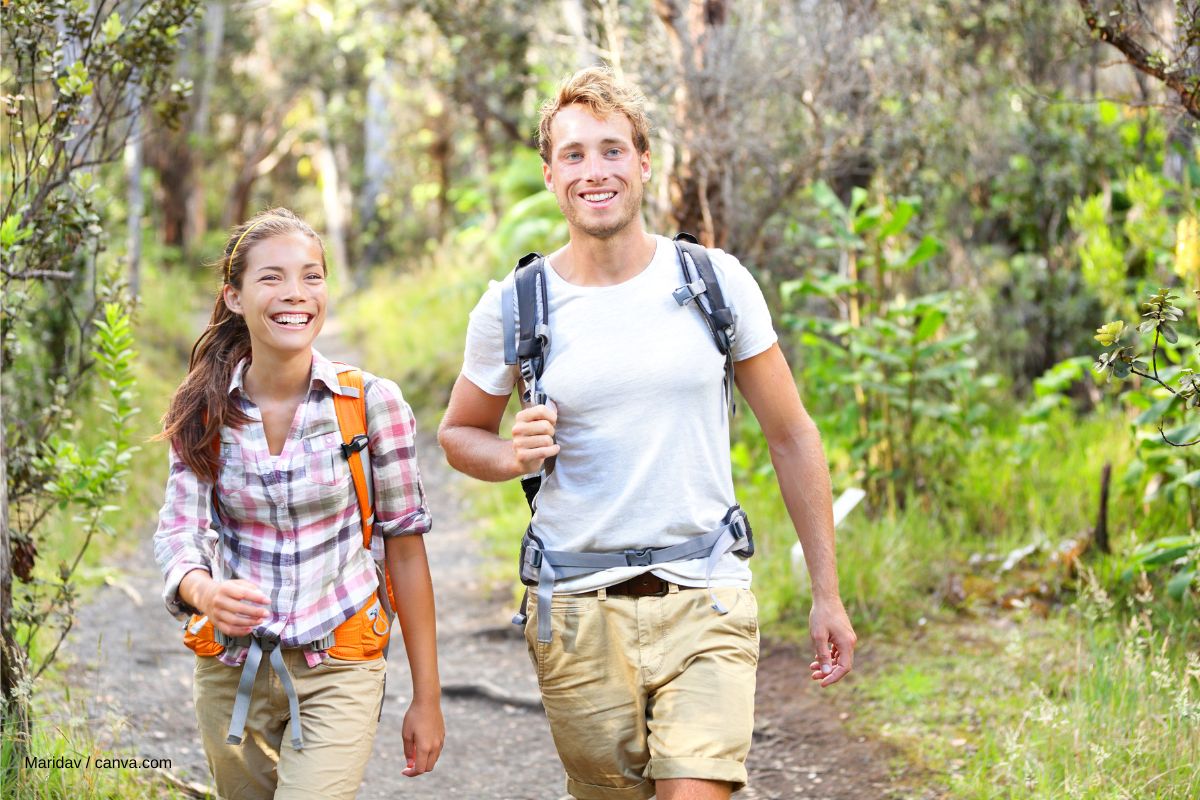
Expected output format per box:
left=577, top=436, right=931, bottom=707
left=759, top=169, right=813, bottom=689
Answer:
left=154, top=351, right=431, bottom=666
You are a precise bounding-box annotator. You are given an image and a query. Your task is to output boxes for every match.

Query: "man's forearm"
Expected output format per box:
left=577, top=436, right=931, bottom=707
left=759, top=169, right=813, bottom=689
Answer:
left=437, top=424, right=522, bottom=482
left=768, top=421, right=841, bottom=602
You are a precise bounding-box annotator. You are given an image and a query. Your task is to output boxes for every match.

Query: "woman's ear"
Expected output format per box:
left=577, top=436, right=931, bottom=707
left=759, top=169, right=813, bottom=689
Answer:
left=223, top=284, right=243, bottom=315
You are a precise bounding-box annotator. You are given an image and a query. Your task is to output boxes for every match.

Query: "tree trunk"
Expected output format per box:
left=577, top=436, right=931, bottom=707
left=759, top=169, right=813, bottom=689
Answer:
left=654, top=0, right=730, bottom=247
left=361, top=63, right=395, bottom=268
left=126, top=110, right=144, bottom=297
left=314, top=89, right=349, bottom=278
left=1, top=373, right=29, bottom=741
left=183, top=0, right=227, bottom=247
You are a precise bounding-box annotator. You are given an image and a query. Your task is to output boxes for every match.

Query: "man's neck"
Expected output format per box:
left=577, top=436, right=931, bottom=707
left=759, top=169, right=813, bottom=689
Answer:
left=550, top=225, right=657, bottom=287
left=243, top=348, right=313, bottom=405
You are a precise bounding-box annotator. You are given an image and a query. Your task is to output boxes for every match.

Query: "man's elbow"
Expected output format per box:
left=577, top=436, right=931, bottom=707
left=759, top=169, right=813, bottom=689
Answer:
left=766, top=416, right=822, bottom=458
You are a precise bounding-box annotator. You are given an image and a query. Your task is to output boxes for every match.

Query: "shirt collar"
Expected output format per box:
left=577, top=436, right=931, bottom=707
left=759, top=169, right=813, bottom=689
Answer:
left=226, top=349, right=358, bottom=398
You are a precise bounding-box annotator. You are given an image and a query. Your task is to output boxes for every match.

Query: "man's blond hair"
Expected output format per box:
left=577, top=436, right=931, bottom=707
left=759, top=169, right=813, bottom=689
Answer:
left=537, top=67, right=651, bottom=163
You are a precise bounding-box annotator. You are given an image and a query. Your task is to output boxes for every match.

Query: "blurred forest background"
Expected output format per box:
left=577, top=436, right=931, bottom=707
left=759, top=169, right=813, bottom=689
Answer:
left=3, top=0, right=1199, bottom=797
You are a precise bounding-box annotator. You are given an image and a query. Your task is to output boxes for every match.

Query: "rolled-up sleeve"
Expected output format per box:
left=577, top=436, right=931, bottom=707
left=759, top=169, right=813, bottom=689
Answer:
left=153, top=444, right=217, bottom=620
left=365, top=376, right=432, bottom=538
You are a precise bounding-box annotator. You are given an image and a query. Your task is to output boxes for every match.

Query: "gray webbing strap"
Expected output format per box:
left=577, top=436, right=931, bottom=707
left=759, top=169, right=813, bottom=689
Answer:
left=270, top=645, right=304, bottom=750
left=225, top=636, right=265, bottom=746
left=528, top=516, right=751, bottom=643
left=224, top=635, right=308, bottom=750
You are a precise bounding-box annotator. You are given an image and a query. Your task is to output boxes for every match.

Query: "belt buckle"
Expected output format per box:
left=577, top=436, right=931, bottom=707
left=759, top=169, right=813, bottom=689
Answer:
left=623, top=548, right=653, bottom=567
left=632, top=573, right=670, bottom=597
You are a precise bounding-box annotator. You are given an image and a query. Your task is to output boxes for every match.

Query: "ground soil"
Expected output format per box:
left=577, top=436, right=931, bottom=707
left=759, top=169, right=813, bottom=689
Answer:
left=60, top=323, right=909, bottom=800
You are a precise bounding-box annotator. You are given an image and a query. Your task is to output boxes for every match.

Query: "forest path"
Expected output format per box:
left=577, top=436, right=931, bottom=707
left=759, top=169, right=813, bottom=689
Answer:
left=61, top=314, right=905, bottom=800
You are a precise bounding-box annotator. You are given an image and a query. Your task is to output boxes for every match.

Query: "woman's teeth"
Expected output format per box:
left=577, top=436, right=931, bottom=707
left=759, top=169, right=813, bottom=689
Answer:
left=271, top=313, right=311, bottom=327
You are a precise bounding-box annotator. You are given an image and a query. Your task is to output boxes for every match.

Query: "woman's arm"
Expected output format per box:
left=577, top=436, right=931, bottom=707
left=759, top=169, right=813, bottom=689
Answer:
left=386, top=534, right=444, bottom=777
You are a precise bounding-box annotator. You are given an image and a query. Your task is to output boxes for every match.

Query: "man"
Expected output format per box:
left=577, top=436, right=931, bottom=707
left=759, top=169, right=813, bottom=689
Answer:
left=438, top=67, right=855, bottom=800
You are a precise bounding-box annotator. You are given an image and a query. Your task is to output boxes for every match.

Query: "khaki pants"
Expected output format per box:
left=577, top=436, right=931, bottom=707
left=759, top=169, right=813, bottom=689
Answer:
left=526, top=584, right=760, bottom=800
left=193, top=650, right=385, bottom=800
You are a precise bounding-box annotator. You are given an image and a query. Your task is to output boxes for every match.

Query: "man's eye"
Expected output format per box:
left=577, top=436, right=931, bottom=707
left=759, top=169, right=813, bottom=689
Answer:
left=606, top=148, right=621, bottom=157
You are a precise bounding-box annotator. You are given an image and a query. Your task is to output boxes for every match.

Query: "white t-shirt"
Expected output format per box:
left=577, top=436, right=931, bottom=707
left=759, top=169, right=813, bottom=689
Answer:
left=462, top=234, right=778, bottom=593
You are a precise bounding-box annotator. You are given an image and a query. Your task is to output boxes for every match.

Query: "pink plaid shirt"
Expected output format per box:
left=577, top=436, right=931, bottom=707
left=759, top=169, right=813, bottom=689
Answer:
left=154, top=351, right=431, bottom=666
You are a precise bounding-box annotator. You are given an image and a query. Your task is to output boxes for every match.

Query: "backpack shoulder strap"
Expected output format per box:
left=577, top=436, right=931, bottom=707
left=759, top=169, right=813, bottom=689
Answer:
left=504, top=253, right=551, bottom=400
left=330, top=364, right=374, bottom=550
left=500, top=252, right=553, bottom=509
left=672, top=233, right=739, bottom=416
left=672, top=233, right=736, bottom=355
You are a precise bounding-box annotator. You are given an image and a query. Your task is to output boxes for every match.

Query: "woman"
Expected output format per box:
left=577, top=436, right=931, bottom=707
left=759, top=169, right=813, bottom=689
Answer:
left=154, top=208, right=443, bottom=799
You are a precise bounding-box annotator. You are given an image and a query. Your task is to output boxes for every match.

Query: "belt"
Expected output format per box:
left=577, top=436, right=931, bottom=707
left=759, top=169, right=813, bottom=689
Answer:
left=602, top=573, right=674, bottom=597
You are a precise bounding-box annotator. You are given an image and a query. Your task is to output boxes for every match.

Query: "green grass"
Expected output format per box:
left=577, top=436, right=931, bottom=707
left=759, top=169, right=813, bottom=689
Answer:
left=851, top=596, right=1199, bottom=799
left=1, top=706, right=187, bottom=799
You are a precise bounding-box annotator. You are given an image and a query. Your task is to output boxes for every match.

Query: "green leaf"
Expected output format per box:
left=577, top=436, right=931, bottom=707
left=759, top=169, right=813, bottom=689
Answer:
left=912, top=309, right=946, bottom=344
left=1134, top=395, right=1181, bottom=426
left=900, top=235, right=942, bottom=268
left=1167, top=570, right=1196, bottom=600
left=101, top=11, right=125, bottom=43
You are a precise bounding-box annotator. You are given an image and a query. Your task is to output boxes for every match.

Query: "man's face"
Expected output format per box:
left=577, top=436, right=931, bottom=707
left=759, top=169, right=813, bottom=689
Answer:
left=543, top=104, right=652, bottom=240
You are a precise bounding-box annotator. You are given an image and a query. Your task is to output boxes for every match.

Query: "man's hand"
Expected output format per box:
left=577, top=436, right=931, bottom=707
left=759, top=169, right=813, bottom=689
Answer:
left=401, top=696, right=445, bottom=777
left=181, top=571, right=269, bottom=637
left=808, top=596, right=856, bottom=687
left=510, top=402, right=560, bottom=474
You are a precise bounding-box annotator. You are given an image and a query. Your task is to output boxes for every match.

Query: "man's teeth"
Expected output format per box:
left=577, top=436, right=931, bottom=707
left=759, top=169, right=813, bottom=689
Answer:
left=582, top=192, right=615, bottom=202
left=272, top=314, right=310, bottom=326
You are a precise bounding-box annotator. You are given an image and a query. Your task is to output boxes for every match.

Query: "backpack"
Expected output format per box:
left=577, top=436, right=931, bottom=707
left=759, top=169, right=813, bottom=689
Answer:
left=501, top=232, right=739, bottom=509
left=181, top=364, right=397, bottom=662
left=500, top=233, right=756, bottom=644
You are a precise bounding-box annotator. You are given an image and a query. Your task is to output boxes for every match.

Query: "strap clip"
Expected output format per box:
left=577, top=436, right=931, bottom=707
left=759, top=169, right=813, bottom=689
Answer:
left=673, top=279, right=707, bottom=306
left=341, top=433, right=369, bottom=459
left=257, top=632, right=280, bottom=652
left=624, top=548, right=654, bottom=567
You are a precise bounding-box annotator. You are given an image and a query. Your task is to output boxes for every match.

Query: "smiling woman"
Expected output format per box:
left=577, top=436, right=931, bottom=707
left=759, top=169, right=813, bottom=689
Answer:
left=150, top=208, right=445, bottom=800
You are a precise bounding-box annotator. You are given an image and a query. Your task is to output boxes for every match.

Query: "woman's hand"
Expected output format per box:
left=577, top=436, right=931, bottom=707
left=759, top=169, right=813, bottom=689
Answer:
left=180, top=570, right=269, bottom=636
left=400, top=696, right=445, bottom=777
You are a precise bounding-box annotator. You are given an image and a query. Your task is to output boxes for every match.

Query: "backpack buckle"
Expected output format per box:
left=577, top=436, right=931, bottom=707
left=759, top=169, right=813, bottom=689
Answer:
left=341, top=433, right=368, bottom=459
left=257, top=632, right=280, bottom=652
left=672, top=279, right=706, bottom=306
left=624, top=548, right=654, bottom=567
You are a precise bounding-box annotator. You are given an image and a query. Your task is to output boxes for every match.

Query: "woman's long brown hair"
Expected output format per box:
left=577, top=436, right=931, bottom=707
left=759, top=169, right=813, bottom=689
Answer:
left=157, top=208, right=326, bottom=483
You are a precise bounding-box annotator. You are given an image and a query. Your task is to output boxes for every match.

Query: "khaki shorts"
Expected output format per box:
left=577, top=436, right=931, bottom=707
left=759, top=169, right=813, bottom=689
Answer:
left=193, top=649, right=385, bottom=800
left=525, top=583, right=760, bottom=800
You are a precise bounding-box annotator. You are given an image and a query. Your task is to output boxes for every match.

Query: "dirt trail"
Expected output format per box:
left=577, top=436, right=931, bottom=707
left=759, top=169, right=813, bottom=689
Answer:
left=61, top=316, right=903, bottom=800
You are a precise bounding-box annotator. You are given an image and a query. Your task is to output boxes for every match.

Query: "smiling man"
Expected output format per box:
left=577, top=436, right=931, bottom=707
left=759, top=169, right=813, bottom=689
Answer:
left=438, top=67, right=855, bottom=800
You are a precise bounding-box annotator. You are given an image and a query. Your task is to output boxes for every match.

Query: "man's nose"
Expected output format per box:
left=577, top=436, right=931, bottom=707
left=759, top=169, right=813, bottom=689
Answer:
left=583, top=151, right=608, bottom=181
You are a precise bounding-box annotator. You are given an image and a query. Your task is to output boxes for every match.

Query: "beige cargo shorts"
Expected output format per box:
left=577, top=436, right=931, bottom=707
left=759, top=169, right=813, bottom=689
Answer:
left=193, top=649, right=385, bottom=800
left=525, top=582, right=760, bottom=800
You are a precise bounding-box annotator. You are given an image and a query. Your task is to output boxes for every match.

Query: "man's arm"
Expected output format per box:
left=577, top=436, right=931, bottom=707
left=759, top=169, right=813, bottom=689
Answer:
left=437, top=374, right=560, bottom=481
left=734, top=343, right=857, bottom=687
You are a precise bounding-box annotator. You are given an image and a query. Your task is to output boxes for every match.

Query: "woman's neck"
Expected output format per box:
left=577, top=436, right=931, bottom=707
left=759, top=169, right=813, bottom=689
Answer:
left=242, top=347, right=313, bottom=404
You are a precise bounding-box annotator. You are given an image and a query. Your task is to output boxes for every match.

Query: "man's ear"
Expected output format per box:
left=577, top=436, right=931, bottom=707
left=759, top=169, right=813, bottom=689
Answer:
left=543, top=160, right=554, bottom=191
left=640, top=149, right=652, bottom=182
left=223, top=284, right=243, bottom=315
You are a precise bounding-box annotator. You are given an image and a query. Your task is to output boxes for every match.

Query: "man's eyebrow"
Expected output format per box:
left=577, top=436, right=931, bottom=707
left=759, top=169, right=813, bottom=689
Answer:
left=558, top=138, right=626, bottom=152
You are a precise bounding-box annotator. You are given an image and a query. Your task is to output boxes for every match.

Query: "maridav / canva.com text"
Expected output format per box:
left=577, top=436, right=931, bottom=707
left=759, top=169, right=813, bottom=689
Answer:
left=24, top=754, right=172, bottom=770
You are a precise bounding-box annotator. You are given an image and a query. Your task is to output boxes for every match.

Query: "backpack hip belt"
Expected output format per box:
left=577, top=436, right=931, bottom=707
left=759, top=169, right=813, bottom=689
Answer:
left=514, top=504, right=755, bottom=643
left=181, top=364, right=395, bottom=750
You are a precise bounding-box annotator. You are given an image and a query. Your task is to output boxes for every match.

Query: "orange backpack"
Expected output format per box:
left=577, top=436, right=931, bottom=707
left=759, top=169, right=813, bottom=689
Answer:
left=182, top=365, right=397, bottom=660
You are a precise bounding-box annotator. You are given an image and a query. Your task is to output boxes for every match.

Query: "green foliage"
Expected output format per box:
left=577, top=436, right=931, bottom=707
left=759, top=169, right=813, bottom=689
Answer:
left=1, top=0, right=200, bottom=730
left=782, top=183, right=990, bottom=513
left=11, top=304, right=140, bottom=687
left=853, top=604, right=1199, bottom=799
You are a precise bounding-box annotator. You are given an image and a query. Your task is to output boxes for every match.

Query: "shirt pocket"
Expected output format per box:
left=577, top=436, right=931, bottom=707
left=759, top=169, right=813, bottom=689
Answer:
left=304, top=432, right=351, bottom=488
left=216, top=442, right=247, bottom=493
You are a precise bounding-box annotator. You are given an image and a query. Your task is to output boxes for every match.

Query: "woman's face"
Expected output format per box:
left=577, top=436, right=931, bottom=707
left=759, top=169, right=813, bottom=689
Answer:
left=223, top=232, right=327, bottom=360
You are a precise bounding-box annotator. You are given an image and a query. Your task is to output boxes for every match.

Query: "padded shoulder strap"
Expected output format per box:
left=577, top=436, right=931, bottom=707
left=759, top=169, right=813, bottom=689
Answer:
left=331, top=365, right=374, bottom=550
left=511, top=253, right=549, bottom=378
left=673, top=233, right=735, bottom=355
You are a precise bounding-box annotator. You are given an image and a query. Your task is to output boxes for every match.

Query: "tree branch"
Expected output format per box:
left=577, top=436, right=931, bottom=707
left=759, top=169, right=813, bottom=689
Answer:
left=1076, top=0, right=1200, bottom=119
